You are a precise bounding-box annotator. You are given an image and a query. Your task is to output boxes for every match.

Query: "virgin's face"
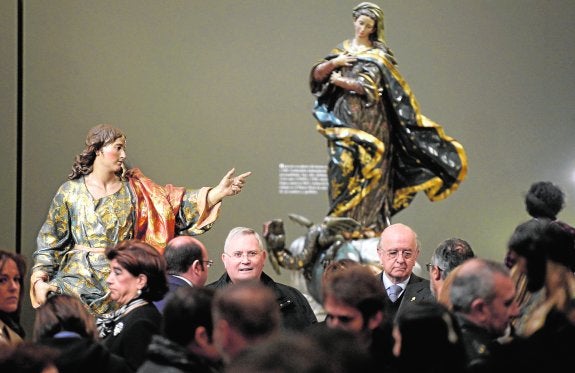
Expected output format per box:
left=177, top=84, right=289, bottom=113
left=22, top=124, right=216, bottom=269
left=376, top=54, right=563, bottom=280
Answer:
left=0, top=259, right=21, bottom=313
left=96, top=137, right=126, bottom=173
left=106, top=259, right=143, bottom=306
left=354, top=15, right=376, bottom=40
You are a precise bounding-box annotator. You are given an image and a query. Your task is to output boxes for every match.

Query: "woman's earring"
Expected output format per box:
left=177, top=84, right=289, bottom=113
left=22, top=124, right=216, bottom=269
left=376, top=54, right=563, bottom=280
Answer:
left=136, top=289, right=142, bottom=297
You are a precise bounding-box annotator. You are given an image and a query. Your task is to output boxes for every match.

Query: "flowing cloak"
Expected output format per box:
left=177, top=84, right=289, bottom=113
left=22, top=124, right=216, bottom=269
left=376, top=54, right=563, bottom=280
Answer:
left=311, top=40, right=467, bottom=233
left=31, top=168, right=220, bottom=315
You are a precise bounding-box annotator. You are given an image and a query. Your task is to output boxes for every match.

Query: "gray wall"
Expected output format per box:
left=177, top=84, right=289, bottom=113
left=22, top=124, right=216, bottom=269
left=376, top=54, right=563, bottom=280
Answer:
left=2, top=0, right=575, bottom=335
left=1, top=1, right=18, bottom=251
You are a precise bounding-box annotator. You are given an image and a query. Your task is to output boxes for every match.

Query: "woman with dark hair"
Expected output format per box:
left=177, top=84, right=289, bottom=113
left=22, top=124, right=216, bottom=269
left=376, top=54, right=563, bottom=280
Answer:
left=31, top=124, right=250, bottom=316
left=486, top=220, right=575, bottom=372
left=310, top=2, right=467, bottom=236
left=505, top=182, right=575, bottom=337
left=0, top=250, right=26, bottom=346
left=33, top=294, right=129, bottom=373
left=392, top=301, right=467, bottom=373
left=100, top=239, right=168, bottom=372
left=507, top=219, right=575, bottom=336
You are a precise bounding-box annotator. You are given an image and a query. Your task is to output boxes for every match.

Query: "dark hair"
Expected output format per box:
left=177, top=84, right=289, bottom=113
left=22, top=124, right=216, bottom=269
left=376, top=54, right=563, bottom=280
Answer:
left=303, top=327, right=375, bottom=373
left=33, top=294, right=99, bottom=342
left=322, top=265, right=385, bottom=327
left=0, top=342, right=59, bottom=373
left=105, top=239, right=168, bottom=302
left=508, top=219, right=549, bottom=292
left=546, top=221, right=575, bottom=270
left=212, top=280, right=280, bottom=341
left=164, top=237, right=204, bottom=274
left=432, top=238, right=475, bottom=279
left=162, top=286, right=215, bottom=346
left=323, top=259, right=360, bottom=281
left=395, top=301, right=467, bottom=373
left=0, top=250, right=27, bottom=336
left=69, top=124, right=126, bottom=180
left=525, top=181, right=565, bottom=220
left=508, top=219, right=575, bottom=292
left=227, top=332, right=333, bottom=373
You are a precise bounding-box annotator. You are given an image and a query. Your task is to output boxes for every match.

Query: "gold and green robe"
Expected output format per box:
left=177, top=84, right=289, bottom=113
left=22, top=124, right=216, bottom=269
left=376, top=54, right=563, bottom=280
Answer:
left=32, top=168, right=219, bottom=315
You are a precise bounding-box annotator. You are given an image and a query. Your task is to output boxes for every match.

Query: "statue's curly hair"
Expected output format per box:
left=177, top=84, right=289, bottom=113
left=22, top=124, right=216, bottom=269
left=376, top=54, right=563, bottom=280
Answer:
left=68, top=124, right=126, bottom=180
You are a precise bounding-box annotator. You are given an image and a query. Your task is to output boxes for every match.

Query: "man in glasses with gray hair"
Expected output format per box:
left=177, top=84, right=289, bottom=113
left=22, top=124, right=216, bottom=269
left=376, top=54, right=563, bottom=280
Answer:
left=427, top=237, right=475, bottom=300
left=207, top=227, right=317, bottom=331
left=376, top=223, right=434, bottom=321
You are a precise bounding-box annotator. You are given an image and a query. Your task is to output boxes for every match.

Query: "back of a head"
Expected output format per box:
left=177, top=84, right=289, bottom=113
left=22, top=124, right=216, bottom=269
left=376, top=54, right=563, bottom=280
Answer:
left=0, top=342, right=59, bottom=373
left=33, top=294, right=98, bottom=342
left=162, top=286, right=215, bottom=346
left=432, top=237, right=475, bottom=279
left=225, top=332, right=333, bottom=373
left=544, top=221, right=575, bottom=271
left=395, top=301, right=466, bottom=372
left=212, top=280, right=280, bottom=341
left=303, top=326, right=376, bottom=373
left=525, top=181, right=565, bottom=219
left=509, top=219, right=575, bottom=292
left=164, top=236, right=204, bottom=275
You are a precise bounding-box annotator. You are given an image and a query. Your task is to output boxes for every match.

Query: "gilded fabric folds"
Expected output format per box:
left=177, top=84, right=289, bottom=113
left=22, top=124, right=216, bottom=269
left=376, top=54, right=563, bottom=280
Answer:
left=32, top=169, right=220, bottom=315
left=311, top=40, right=467, bottom=233
left=127, top=168, right=219, bottom=254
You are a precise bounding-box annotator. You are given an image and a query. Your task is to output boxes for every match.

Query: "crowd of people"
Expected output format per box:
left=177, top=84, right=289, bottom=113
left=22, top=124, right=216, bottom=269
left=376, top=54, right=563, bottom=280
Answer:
left=1, top=180, right=574, bottom=372
left=0, top=3, right=571, bottom=368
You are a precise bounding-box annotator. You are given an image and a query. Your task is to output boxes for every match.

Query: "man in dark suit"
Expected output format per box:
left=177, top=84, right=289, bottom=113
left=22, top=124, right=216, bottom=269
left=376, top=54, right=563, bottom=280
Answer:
left=154, top=236, right=213, bottom=313
left=376, top=223, right=434, bottom=322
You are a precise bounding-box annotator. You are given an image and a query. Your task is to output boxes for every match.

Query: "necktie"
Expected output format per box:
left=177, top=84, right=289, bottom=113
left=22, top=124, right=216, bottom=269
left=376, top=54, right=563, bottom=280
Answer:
left=388, top=284, right=402, bottom=302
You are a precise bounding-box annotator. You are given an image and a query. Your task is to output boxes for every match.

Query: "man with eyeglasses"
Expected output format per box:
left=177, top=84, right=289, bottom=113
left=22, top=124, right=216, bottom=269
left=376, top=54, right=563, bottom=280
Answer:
left=427, top=237, right=475, bottom=300
left=154, top=236, right=213, bottom=313
left=376, top=223, right=433, bottom=322
left=207, top=227, right=317, bottom=331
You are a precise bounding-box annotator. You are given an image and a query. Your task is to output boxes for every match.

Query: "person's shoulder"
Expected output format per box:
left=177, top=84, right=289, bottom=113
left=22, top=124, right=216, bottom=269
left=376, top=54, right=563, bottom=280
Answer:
left=405, top=275, right=432, bottom=298
left=205, top=272, right=230, bottom=289
left=267, top=276, right=307, bottom=300
left=407, top=273, right=429, bottom=285
left=125, top=303, right=162, bottom=324
left=55, top=178, right=83, bottom=193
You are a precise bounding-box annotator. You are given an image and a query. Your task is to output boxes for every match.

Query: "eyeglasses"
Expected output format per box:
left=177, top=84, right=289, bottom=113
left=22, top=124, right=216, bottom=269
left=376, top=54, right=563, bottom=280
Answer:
left=225, top=250, right=262, bottom=260
left=202, top=260, right=214, bottom=268
left=425, top=263, right=443, bottom=272
left=379, top=249, right=414, bottom=260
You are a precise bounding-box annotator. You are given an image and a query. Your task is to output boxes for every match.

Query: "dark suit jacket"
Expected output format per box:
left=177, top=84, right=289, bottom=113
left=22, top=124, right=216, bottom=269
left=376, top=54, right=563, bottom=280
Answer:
left=378, top=271, right=434, bottom=322
left=206, top=271, right=318, bottom=331
left=153, top=275, right=191, bottom=313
